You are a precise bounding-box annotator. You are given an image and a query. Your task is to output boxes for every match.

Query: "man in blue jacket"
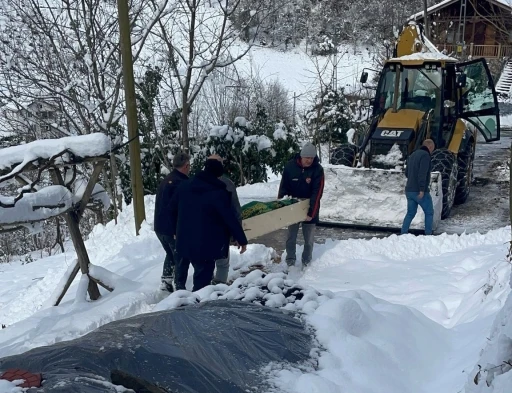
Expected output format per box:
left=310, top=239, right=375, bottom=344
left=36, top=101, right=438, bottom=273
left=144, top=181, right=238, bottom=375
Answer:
left=153, top=151, right=190, bottom=292
left=170, top=158, right=248, bottom=291
left=278, top=142, right=324, bottom=269
left=401, top=139, right=435, bottom=235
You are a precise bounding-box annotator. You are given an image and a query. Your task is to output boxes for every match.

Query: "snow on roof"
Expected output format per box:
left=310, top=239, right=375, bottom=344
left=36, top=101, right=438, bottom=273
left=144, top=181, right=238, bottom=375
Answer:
left=0, top=185, right=74, bottom=226
left=410, top=0, right=512, bottom=20
left=389, top=52, right=458, bottom=62
left=0, top=133, right=111, bottom=177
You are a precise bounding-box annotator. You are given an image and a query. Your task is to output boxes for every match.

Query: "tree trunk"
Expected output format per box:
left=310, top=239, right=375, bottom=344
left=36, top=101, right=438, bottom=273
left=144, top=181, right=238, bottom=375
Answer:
left=182, top=100, right=190, bottom=151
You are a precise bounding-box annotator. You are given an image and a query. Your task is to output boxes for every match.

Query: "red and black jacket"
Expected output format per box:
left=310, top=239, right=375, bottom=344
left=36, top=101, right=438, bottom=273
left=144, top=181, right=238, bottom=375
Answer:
left=278, top=154, right=325, bottom=223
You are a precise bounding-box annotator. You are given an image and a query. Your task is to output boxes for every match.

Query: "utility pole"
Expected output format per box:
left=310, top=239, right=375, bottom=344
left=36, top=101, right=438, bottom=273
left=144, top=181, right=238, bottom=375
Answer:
left=423, top=0, right=429, bottom=40
left=117, top=0, right=146, bottom=235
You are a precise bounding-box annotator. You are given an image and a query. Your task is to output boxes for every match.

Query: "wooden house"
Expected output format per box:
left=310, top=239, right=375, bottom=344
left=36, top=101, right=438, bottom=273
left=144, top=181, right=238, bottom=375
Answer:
left=411, top=0, right=512, bottom=58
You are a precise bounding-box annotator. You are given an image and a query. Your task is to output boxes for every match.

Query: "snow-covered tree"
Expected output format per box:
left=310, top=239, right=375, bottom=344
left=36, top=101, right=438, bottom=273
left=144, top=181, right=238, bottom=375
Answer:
left=269, top=121, right=299, bottom=174
left=150, top=0, right=271, bottom=151
left=0, top=0, right=168, bottom=139
left=305, top=88, right=355, bottom=146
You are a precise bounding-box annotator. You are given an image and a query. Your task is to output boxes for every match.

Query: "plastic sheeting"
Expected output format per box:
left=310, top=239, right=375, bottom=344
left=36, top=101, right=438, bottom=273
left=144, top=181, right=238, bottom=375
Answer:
left=0, top=300, right=312, bottom=393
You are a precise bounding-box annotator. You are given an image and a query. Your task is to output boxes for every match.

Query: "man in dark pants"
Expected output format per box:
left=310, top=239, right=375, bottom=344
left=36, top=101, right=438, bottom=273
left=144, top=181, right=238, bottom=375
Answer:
left=153, top=151, right=190, bottom=292
left=278, top=142, right=324, bottom=270
left=401, top=139, right=435, bottom=235
left=170, top=158, right=248, bottom=291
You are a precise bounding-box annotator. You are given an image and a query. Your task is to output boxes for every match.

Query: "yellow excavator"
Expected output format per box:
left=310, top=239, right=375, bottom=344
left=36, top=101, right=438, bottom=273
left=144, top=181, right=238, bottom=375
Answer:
left=325, top=21, right=500, bottom=231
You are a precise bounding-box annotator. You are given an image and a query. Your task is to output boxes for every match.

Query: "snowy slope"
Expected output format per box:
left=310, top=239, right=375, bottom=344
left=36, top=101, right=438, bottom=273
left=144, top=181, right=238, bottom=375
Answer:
left=237, top=45, right=374, bottom=111
left=0, top=195, right=511, bottom=393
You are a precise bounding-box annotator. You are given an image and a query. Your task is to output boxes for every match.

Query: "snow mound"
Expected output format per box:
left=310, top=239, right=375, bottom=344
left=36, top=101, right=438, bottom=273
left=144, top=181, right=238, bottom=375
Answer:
left=321, top=165, right=443, bottom=229
left=465, top=269, right=512, bottom=393
left=154, top=269, right=449, bottom=393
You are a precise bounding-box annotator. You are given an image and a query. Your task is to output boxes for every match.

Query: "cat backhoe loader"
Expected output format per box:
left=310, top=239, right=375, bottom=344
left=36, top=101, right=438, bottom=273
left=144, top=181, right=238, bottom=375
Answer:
left=323, top=21, right=500, bottom=231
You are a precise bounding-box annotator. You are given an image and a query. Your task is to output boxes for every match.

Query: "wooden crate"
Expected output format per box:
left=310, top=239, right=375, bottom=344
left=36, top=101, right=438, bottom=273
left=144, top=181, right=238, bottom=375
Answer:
left=242, top=199, right=310, bottom=240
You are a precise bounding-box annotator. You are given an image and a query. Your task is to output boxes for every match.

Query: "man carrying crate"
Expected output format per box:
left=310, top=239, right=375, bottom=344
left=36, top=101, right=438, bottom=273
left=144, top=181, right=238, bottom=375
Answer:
left=278, top=142, right=325, bottom=270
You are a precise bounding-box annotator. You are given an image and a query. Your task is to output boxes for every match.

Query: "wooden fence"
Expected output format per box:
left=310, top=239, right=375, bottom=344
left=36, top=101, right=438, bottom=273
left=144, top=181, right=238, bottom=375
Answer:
left=435, top=43, right=512, bottom=59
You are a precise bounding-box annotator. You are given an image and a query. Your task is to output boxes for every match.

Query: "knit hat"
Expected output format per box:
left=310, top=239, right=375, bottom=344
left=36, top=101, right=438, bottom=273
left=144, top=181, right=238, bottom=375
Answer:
left=300, top=142, right=317, bottom=158
left=204, top=158, right=224, bottom=178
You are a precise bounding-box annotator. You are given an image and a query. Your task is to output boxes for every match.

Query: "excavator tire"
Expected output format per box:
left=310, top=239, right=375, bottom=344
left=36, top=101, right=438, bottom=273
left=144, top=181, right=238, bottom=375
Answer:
left=431, top=148, right=458, bottom=219
left=330, top=144, right=356, bottom=166
left=454, top=139, right=475, bottom=205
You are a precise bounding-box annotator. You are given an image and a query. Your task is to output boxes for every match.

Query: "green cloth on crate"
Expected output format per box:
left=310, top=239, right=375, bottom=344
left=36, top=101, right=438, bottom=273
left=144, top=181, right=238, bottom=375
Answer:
left=241, top=199, right=300, bottom=220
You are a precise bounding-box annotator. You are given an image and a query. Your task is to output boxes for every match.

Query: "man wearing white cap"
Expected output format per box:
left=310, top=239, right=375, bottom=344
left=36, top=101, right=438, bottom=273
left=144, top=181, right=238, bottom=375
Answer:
left=278, top=142, right=325, bottom=269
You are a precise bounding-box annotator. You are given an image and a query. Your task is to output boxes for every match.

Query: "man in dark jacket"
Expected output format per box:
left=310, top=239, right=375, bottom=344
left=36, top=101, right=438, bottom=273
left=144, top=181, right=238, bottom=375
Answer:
left=209, top=155, right=243, bottom=285
left=153, top=151, right=190, bottom=292
left=278, top=142, right=324, bottom=269
left=401, top=139, right=435, bottom=235
left=170, top=158, right=248, bottom=291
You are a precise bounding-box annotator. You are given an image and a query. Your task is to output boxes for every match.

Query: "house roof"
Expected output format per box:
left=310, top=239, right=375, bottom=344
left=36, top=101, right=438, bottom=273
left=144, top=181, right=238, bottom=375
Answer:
left=410, top=0, right=512, bottom=21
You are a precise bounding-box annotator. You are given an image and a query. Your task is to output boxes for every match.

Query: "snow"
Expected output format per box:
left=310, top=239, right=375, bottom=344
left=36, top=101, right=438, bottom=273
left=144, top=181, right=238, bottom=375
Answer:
left=0, top=380, right=23, bottom=393
left=371, top=143, right=404, bottom=167
left=0, top=185, right=74, bottom=226
left=73, top=177, right=111, bottom=211
left=391, top=52, right=457, bottom=61
left=273, top=122, right=288, bottom=140
left=346, top=128, right=356, bottom=145
left=0, top=133, right=111, bottom=176
left=239, top=45, right=374, bottom=111
left=234, top=116, right=248, bottom=128
left=0, top=191, right=511, bottom=393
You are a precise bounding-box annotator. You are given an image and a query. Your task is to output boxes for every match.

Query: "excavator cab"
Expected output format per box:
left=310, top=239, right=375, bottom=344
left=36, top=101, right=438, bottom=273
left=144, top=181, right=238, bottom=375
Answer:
left=455, top=58, right=500, bottom=142
left=353, top=59, right=451, bottom=170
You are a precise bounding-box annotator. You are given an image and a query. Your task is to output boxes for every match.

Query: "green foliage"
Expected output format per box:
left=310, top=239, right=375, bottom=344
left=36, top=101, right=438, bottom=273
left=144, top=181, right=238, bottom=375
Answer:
left=305, top=88, right=354, bottom=145
left=193, top=105, right=299, bottom=187
left=137, top=66, right=164, bottom=196
left=269, top=121, right=299, bottom=174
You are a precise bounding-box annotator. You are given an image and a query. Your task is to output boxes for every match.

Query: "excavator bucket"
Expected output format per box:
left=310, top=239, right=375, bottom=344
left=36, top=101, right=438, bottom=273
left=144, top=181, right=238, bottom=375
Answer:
left=320, top=165, right=443, bottom=231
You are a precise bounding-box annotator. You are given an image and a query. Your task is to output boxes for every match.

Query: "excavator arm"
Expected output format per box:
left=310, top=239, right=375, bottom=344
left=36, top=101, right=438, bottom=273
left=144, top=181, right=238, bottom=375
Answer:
left=394, top=22, right=441, bottom=57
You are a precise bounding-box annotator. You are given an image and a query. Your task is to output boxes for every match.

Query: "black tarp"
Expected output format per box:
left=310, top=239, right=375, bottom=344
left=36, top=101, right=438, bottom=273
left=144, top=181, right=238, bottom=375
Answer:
left=0, top=300, right=312, bottom=393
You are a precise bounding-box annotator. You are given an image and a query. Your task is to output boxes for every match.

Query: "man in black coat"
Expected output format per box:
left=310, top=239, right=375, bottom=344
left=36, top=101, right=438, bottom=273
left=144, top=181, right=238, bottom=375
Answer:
left=278, top=142, right=324, bottom=269
left=206, top=155, right=243, bottom=285
left=401, top=139, right=435, bottom=235
left=153, top=151, right=190, bottom=292
left=170, top=158, right=248, bottom=291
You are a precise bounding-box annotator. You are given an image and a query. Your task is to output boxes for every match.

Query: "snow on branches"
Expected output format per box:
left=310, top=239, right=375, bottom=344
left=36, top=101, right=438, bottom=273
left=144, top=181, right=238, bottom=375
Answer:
left=195, top=113, right=298, bottom=186
left=0, top=134, right=111, bottom=229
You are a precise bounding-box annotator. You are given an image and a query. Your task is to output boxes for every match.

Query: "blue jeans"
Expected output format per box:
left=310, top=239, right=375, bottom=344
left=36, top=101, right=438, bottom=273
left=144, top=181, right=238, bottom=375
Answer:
left=401, top=191, right=434, bottom=235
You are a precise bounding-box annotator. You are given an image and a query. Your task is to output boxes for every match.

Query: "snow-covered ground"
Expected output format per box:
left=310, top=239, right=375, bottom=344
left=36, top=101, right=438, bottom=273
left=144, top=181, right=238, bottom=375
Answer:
left=0, top=195, right=511, bottom=393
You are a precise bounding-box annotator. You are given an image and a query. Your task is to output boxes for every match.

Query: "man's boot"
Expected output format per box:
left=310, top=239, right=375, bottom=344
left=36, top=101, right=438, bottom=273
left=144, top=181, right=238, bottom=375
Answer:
left=160, top=275, right=174, bottom=292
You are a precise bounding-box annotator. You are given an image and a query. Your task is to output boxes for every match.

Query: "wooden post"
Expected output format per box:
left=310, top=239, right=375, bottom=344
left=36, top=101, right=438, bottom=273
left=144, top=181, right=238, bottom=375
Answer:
left=78, top=162, right=105, bottom=218
left=117, top=0, right=146, bottom=235
left=54, top=261, right=80, bottom=306
left=51, top=169, right=101, bottom=300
